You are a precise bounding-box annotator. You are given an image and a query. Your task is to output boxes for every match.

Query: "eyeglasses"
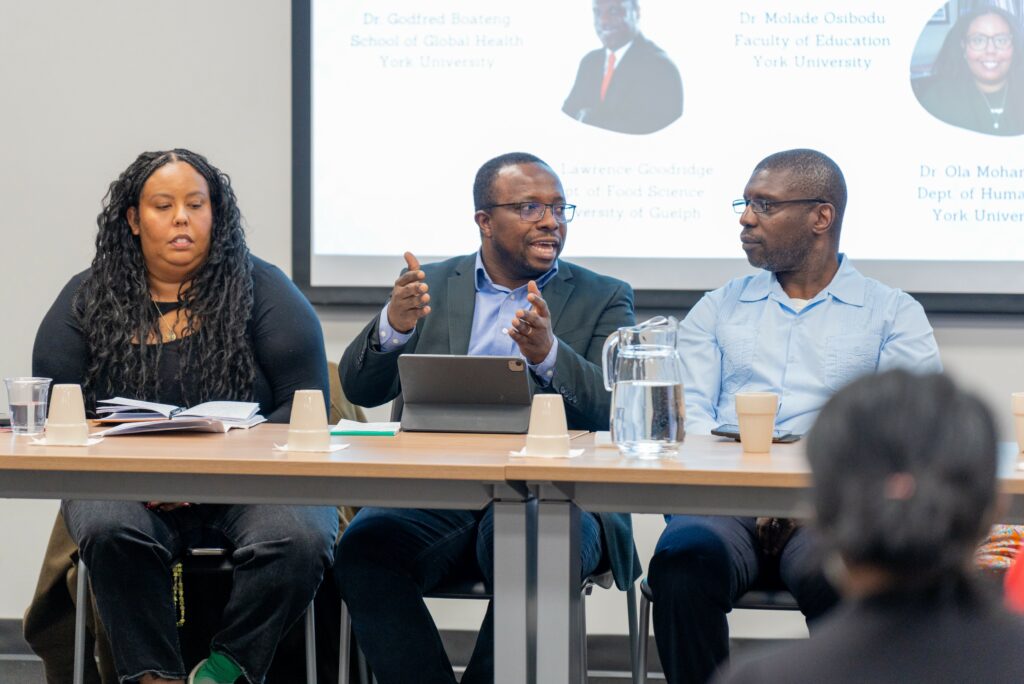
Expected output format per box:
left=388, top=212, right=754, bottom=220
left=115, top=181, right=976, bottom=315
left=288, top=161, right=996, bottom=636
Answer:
left=965, top=33, right=1013, bottom=51
left=487, top=202, right=577, bottom=223
left=732, top=198, right=826, bottom=214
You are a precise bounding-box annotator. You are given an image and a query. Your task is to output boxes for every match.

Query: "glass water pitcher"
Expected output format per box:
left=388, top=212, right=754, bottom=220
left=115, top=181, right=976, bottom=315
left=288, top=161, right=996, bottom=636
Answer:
left=602, top=316, right=686, bottom=458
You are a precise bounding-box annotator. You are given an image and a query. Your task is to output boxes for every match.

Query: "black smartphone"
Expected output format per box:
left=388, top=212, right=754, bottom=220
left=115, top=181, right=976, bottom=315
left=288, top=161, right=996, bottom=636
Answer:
left=711, top=424, right=801, bottom=444
left=0, top=413, right=9, bottom=427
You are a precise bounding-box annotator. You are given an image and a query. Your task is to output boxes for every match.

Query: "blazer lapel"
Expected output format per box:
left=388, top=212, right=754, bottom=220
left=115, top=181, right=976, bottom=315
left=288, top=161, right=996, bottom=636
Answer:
left=447, top=255, right=477, bottom=354
left=543, top=261, right=574, bottom=334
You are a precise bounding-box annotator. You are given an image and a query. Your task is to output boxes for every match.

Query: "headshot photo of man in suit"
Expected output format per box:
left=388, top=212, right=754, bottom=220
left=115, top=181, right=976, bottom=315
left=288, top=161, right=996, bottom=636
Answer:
left=562, top=0, right=684, bottom=135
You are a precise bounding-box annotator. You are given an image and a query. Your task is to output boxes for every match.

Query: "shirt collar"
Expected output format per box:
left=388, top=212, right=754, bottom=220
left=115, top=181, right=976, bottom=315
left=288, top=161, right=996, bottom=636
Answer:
left=738, top=254, right=865, bottom=308
left=607, top=39, right=634, bottom=67
left=474, top=251, right=559, bottom=293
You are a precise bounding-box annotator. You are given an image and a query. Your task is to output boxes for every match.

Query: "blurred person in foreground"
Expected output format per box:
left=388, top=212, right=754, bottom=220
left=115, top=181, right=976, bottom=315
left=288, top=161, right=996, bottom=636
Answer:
left=716, top=370, right=1024, bottom=684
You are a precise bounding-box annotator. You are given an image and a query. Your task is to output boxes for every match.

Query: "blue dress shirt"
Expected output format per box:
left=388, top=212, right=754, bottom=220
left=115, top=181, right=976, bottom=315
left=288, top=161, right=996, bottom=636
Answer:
left=679, top=255, right=943, bottom=436
left=376, top=252, right=560, bottom=384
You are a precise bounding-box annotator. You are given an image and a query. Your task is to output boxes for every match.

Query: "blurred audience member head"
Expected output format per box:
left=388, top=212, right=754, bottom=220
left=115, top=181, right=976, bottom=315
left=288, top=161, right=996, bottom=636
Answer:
left=807, top=370, right=998, bottom=597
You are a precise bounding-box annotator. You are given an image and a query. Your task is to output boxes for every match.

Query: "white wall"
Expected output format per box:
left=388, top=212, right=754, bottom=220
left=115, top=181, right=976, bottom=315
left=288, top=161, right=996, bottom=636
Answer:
left=1, top=1, right=1022, bottom=644
left=0, top=0, right=293, bottom=620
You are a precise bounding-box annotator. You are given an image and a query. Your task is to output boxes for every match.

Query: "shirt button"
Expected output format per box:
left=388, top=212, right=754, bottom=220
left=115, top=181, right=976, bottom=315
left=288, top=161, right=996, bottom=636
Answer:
left=546, top=370, right=553, bottom=377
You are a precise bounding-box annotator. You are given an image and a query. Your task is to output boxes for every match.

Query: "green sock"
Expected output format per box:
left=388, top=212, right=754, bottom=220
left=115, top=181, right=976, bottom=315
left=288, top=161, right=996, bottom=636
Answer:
left=194, top=650, right=243, bottom=684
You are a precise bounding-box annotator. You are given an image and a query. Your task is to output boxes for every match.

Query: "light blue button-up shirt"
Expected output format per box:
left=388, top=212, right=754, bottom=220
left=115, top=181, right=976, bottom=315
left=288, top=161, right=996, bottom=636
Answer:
left=679, top=254, right=943, bottom=436
left=377, top=252, right=560, bottom=384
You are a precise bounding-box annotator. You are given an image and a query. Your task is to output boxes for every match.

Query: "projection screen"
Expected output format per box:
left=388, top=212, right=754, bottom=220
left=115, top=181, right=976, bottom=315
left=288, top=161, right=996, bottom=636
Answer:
left=293, top=0, right=1024, bottom=312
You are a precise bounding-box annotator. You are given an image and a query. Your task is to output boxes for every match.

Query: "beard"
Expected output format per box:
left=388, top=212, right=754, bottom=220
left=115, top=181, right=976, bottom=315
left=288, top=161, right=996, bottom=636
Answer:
left=747, top=238, right=814, bottom=274
left=491, top=237, right=556, bottom=281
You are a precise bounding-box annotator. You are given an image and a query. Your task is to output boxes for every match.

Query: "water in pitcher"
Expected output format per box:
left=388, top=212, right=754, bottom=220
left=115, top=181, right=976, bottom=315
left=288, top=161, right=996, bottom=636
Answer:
left=611, top=380, right=685, bottom=458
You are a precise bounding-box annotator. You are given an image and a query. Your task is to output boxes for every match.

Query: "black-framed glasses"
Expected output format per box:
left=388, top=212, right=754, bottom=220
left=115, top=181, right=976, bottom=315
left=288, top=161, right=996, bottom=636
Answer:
left=965, top=33, right=1013, bottom=51
left=732, top=198, right=826, bottom=214
left=487, top=202, right=576, bottom=223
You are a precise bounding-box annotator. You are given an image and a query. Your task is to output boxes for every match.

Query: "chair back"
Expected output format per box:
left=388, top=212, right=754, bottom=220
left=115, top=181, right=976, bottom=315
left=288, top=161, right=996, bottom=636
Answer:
left=328, top=360, right=367, bottom=531
left=328, top=360, right=367, bottom=424
left=182, top=548, right=235, bottom=575
left=389, top=394, right=404, bottom=422
left=734, top=589, right=799, bottom=610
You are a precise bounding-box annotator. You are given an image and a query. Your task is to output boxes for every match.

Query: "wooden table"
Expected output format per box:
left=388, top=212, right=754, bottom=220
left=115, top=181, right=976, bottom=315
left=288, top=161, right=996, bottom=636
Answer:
left=506, top=434, right=1024, bottom=684
left=6, top=428, right=1023, bottom=684
left=0, top=425, right=535, bottom=684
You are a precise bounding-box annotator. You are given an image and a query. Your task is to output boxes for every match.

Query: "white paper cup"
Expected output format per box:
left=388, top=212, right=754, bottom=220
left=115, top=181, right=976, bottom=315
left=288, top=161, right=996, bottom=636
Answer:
left=287, top=389, right=330, bottom=452
left=524, top=394, right=570, bottom=457
left=1012, top=392, right=1024, bottom=454
left=286, top=428, right=331, bottom=452
left=736, top=392, right=778, bottom=454
left=525, top=433, right=572, bottom=458
left=45, top=384, right=89, bottom=445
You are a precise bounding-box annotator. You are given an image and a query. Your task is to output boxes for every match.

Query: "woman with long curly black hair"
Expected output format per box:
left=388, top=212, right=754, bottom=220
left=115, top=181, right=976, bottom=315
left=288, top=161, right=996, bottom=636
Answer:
left=31, top=149, right=338, bottom=684
left=913, top=5, right=1024, bottom=136
left=75, top=148, right=258, bottom=406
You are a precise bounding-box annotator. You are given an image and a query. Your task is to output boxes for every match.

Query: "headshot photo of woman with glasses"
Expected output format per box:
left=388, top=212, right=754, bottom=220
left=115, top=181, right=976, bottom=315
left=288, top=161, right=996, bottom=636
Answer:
left=912, top=3, right=1024, bottom=136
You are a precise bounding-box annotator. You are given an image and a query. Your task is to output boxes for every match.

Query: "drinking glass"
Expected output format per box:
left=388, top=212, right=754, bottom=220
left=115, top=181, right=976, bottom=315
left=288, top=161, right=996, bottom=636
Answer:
left=4, top=377, right=53, bottom=435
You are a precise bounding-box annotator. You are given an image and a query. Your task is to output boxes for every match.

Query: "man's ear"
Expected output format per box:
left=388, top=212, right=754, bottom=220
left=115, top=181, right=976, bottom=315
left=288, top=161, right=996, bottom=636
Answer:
left=127, top=207, right=141, bottom=236
left=475, top=209, right=492, bottom=239
left=811, top=203, right=835, bottom=236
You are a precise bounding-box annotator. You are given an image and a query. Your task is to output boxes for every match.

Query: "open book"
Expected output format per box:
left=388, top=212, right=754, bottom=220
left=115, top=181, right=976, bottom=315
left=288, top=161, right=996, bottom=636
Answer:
left=95, top=397, right=266, bottom=436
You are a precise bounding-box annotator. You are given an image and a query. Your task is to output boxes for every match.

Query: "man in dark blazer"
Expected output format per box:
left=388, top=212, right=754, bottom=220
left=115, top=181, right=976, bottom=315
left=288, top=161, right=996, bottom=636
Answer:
left=563, top=0, right=683, bottom=134
left=335, top=152, right=640, bottom=683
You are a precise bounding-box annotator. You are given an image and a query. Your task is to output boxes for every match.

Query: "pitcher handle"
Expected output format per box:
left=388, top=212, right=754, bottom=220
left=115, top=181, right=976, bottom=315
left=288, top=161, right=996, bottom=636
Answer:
left=602, top=331, right=619, bottom=391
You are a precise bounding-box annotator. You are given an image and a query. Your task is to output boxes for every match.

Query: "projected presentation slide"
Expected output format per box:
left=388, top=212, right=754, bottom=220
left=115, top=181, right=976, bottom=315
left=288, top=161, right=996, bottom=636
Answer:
left=307, top=0, right=1024, bottom=295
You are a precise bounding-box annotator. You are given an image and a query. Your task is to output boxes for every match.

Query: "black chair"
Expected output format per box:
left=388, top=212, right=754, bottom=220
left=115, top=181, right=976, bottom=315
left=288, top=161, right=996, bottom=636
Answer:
left=635, top=577, right=799, bottom=683
left=339, top=569, right=639, bottom=684
left=74, top=548, right=318, bottom=684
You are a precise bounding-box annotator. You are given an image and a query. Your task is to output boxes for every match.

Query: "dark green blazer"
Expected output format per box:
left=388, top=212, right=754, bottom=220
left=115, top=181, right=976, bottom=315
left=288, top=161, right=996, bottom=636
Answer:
left=340, top=254, right=641, bottom=589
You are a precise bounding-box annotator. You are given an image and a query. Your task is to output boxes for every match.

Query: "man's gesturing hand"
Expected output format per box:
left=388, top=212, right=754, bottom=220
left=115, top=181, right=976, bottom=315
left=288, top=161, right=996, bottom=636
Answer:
left=509, top=280, right=554, bottom=364
left=387, top=252, right=432, bottom=333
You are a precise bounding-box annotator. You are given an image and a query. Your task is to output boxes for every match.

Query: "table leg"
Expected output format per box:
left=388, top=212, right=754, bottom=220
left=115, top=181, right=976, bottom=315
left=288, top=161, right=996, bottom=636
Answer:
left=535, top=494, right=581, bottom=684
left=494, top=496, right=536, bottom=684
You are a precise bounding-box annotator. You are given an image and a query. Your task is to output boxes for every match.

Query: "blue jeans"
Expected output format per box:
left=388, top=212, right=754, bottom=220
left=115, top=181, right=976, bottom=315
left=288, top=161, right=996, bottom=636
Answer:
left=334, top=504, right=603, bottom=684
left=647, top=515, right=838, bottom=684
left=62, top=500, right=338, bottom=684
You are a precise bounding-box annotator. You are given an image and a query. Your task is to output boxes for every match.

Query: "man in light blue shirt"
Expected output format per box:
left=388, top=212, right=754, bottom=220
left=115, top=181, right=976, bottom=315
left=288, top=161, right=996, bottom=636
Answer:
left=648, top=149, right=942, bottom=684
left=680, top=253, right=942, bottom=437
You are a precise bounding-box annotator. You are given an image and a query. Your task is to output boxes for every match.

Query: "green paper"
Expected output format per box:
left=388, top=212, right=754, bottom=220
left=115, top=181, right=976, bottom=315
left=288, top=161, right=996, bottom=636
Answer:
left=330, top=429, right=397, bottom=436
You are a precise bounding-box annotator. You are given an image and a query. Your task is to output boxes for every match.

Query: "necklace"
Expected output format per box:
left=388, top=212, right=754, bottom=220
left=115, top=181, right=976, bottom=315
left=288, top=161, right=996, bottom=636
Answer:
left=152, top=299, right=178, bottom=342
left=980, top=85, right=1010, bottom=131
